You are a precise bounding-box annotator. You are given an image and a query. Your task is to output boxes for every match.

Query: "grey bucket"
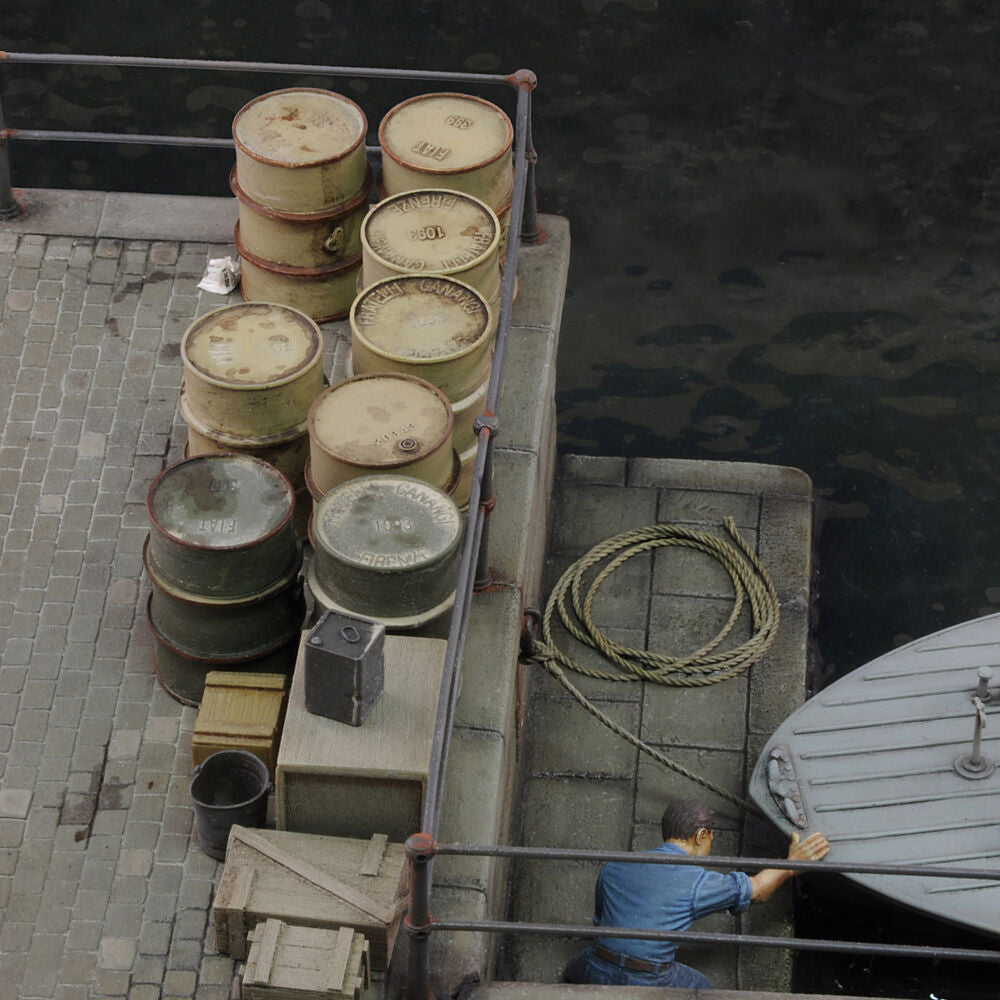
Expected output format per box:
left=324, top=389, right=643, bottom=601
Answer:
left=189, top=750, right=270, bottom=860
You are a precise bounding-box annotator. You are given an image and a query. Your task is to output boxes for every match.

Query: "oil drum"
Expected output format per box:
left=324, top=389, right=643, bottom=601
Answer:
left=306, top=372, right=455, bottom=498
left=307, top=474, right=462, bottom=630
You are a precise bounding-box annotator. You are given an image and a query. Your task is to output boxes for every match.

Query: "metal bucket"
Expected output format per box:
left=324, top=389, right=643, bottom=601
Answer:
left=350, top=275, right=495, bottom=400
left=307, top=474, right=462, bottom=629
left=180, top=386, right=311, bottom=489
left=378, top=92, right=513, bottom=206
left=235, top=226, right=362, bottom=323
left=190, top=750, right=271, bottom=859
left=232, top=88, right=368, bottom=213
left=145, top=454, right=299, bottom=599
left=230, top=164, right=372, bottom=268
left=306, top=373, right=455, bottom=497
left=360, top=189, right=501, bottom=303
left=180, top=302, right=324, bottom=438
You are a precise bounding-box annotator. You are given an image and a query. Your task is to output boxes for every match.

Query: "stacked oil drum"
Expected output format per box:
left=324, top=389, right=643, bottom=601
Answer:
left=179, top=301, right=324, bottom=536
left=144, top=454, right=305, bottom=705
left=231, top=87, right=370, bottom=322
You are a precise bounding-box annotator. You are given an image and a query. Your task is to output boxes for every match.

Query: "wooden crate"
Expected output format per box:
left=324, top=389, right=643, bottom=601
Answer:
left=213, top=825, right=409, bottom=972
left=276, top=634, right=446, bottom=841
left=238, top=918, right=369, bottom=1000
left=192, top=671, right=287, bottom=779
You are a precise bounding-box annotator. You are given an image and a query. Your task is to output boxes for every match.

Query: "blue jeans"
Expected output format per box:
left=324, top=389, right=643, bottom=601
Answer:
left=563, top=947, right=714, bottom=988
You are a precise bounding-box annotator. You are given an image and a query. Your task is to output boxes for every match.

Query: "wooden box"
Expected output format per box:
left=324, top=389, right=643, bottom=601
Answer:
left=213, top=825, right=409, bottom=972
left=276, top=634, right=446, bottom=841
left=239, top=918, right=370, bottom=1000
left=193, top=671, right=287, bottom=778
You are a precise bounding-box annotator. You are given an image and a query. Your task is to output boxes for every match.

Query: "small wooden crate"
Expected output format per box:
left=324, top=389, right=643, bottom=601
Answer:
left=213, top=825, right=409, bottom=972
left=276, top=633, right=446, bottom=840
left=238, top=918, right=370, bottom=1000
left=192, top=671, right=287, bottom=779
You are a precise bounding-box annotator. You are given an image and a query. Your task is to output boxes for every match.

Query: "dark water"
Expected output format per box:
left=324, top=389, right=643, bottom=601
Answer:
left=3, top=3, right=999, bottom=995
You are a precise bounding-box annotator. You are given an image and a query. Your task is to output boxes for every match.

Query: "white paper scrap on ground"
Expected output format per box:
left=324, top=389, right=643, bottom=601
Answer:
left=197, top=256, right=241, bottom=294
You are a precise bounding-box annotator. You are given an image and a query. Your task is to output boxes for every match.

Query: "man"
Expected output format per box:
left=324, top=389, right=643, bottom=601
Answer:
left=564, top=798, right=830, bottom=987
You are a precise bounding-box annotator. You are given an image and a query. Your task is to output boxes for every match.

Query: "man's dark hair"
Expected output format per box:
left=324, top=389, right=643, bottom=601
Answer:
left=661, top=799, right=714, bottom=842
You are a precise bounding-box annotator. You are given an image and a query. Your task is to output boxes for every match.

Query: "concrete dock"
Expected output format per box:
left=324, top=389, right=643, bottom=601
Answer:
left=1, top=190, right=833, bottom=999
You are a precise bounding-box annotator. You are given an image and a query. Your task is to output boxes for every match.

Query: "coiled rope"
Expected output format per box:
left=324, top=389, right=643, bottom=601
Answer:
left=527, top=517, right=780, bottom=815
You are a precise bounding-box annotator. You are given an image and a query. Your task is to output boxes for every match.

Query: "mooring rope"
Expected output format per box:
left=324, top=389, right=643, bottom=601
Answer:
left=527, top=517, right=780, bottom=815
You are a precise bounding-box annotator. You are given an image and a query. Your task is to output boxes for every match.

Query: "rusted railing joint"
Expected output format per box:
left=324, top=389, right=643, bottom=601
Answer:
left=403, top=833, right=437, bottom=1000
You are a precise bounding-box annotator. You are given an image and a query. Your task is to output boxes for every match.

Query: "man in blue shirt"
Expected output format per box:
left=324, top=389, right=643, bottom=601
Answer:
left=564, top=798, right=830, bottom=987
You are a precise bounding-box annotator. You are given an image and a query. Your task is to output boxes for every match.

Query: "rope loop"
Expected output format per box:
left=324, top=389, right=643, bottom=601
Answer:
left=529, top=517, right=779, bottom=814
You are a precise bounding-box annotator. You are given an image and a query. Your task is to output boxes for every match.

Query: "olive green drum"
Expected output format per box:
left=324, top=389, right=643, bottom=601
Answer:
left=306, top=373, right=455, bottom=497
left=181, top=302, right=324, bottom=439
left=350, top=275, right=494, bottom=400
left=145, top=454, right=299, bottom=599
left=360, top=189, right=501, bottom=303
left=307, top=474, right=463, bottom=629
left=232, top=88, right=368, bottom=213
left=378, top=93, right=513, bottom=206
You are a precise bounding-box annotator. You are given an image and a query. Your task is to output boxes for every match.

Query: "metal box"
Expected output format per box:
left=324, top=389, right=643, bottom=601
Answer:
left=192, top=671, right=288, bottom=779
left=304, top=611, right=385, bottom=726
left=238, top=918, right=369, bottom=1000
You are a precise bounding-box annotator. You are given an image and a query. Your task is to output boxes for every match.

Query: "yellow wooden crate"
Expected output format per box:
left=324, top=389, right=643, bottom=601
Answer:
left=192, top=671, right=287, bottom=779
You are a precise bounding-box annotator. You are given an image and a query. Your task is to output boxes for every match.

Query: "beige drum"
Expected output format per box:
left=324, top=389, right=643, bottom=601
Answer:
left=306, top=372, right=455, bottom=497
left=235, top=228, right=363, bottom=324
left=232, top=88, right=368, bottom=212
left=360, top=189, right=501, bottom=303
left=350, top=275, right=494, bottom=400
left=230, top=165, right=372, bottom=268
left=378, top=92, right=513, bottom=209
left=181, top=302, right=324, bottom=438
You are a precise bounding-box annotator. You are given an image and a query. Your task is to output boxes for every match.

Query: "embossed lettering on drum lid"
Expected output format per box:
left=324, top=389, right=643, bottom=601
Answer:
left=148, top=455, right=294, bottom=548
left=379, top=92, right=513, bottom=174
left=182, top=303, right=322, bottom=387
left=314, top=475, right=462, bottom=570
left=361, top=190, right=499, bottom=274
left=233, top=89, right=367, bottom=166
left=351, top=276, right=491, bottom=360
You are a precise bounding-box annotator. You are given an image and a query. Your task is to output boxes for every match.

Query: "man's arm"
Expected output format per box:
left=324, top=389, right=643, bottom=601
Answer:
left=749, top=831, right=830, bottom=902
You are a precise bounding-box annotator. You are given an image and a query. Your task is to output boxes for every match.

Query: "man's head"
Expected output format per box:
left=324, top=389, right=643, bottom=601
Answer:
left=661, top=799, right=715, bottom=856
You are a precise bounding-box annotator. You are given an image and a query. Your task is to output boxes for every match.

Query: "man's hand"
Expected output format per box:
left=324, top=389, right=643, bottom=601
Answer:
left=749, top=830, right=830, bottom=902
left=787, top=830, right=830, bottom=864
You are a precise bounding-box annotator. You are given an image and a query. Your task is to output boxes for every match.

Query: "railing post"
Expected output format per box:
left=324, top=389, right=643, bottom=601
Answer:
left=403, top=832, right=437, bottom=1000
left=473, top=417, right=499, bottom=590
left=0, top=95, right=23, bottom=220
left=505, top=69, right=542, bottom=245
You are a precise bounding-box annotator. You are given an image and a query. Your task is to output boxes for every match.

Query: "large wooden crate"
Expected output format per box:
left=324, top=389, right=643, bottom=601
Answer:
left=276, top=634, right=446, bottom=840
left=213, top=825, right=409, bottom=971
left=238, top=918, right=369, bottom=1000
left=192, top=671, right=287, bottom=778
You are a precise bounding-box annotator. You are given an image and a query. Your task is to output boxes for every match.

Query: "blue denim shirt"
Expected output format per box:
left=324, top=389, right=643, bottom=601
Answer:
left=593, top=842, right=753, bottom=965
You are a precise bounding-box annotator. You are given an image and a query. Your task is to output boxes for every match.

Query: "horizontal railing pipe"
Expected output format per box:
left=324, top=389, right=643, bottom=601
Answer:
left=434, top=841, right=1000, bottom=882
left=430, top=918, right=1000, bottom=965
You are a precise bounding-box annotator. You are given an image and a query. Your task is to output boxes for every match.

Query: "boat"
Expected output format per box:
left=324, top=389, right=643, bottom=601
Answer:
left=749, top=612, right=1000, bottom=938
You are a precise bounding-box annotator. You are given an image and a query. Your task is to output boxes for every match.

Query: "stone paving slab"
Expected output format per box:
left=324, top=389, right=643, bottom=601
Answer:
left=504, top=454, right=813, bottom=993
left=0, top=192, right=567, bottom=1000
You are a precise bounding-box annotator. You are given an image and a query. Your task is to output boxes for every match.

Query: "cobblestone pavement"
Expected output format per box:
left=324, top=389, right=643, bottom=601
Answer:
left=0, top=229, right=244, bottom=1000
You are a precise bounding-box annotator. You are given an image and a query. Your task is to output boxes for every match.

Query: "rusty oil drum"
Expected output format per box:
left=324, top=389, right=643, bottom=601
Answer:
left=145, top=454, right=300, bottom=598
left=307, top=474, right=462, bottom=630
left=350, top=275, right=495, bottom=401
left=360, top=189, right=501, bottom=304
left=144, top=454, right=305, bottom=704
left=230, top=164, right=372, bottom=269
left=378, top=93, right=513, bottom=208
left=232, top=88, right=368, bottom=213
left=180, top=302, right=324, bottom=440
left=306, top=372, right=455, bottom=498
